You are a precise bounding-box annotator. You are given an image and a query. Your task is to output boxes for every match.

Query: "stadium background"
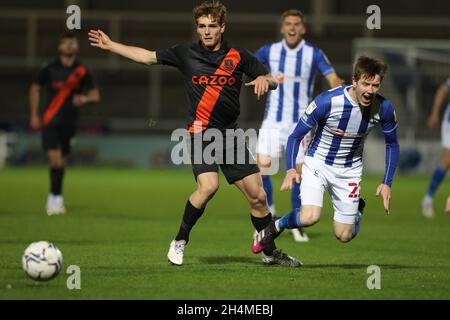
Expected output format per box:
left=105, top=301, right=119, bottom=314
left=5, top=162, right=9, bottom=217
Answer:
left=0, top=0, right=449, bottom=172
left=0, top=0, right=449, bottom=300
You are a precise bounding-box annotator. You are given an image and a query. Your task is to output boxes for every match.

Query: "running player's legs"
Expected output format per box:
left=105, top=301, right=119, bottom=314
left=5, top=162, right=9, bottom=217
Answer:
left=256, top=121, right=283, bottom=215
left=42, top=125, right=69, bottom=215
left=177, top=170, right=219, bottom=243
left=423, top=109, right=450, bottom=218
left=178, top=134, right=221, bottom=242
left=168, top=138, right=221, bottom=265
left=257, top=121, right=283, bottom=174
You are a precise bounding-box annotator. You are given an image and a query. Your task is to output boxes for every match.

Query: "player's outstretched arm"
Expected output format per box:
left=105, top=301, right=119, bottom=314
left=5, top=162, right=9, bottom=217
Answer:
left=88, top=29, right=157, bottom=65
left=427, top=83, right=449, bottom=129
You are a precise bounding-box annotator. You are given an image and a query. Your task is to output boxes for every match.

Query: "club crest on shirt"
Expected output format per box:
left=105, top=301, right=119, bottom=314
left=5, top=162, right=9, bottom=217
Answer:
left=223, top=59, right=235, bottom=72
left=305, top=101, right=317, bottom=115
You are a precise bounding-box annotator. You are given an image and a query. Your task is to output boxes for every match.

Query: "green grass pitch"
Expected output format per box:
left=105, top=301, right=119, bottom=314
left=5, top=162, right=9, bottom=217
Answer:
left=0, top=167, right=449, bottom=299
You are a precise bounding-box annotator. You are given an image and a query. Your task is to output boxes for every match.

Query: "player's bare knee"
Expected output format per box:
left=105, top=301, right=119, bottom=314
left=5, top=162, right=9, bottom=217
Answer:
left=198, top=183, right=219, bottom=198
left=335, top=230, right=353, bottom=243
left=301, top=215, right=319, bottom=226
left=249, top=189, right=267, bottom=209
left=300, top=210, right=320, bottom=226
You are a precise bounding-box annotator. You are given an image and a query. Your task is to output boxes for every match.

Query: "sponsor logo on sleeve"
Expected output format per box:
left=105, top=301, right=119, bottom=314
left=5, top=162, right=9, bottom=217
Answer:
left=305, top=101, right=317, bottom=115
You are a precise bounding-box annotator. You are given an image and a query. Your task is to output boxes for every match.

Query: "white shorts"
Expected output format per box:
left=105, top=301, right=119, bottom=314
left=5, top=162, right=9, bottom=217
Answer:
left=442, top=105, right=450, bottom=149
left=300, top=156, right=362, bottom=225
left=257, top=120, right=312, bottom=164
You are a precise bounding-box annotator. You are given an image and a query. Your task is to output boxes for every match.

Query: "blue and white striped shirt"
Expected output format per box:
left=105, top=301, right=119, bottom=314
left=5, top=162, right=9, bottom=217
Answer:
left=286, top=86, right=399, bottom=186
left=255, top=39, right=335, bottom=124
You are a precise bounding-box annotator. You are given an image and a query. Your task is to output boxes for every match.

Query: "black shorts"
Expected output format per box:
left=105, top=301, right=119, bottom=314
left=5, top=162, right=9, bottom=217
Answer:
left=42, top=125, right=76, bottom=156
left=189, top=130, right=260, bottom=184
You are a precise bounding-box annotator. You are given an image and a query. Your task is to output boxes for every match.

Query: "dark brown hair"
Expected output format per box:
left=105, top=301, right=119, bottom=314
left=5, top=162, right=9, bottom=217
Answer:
left=193, top=1, right=227, bottom=25
left=353, top=56, right=388, bottom=81
left=60, top=31, right=78, bottom=42
left=281, top=9, right=305, bottom=24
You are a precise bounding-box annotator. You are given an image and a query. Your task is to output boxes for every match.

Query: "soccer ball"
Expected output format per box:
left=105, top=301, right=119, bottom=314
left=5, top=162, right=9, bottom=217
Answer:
left=22, top=241, right=63, bottom=281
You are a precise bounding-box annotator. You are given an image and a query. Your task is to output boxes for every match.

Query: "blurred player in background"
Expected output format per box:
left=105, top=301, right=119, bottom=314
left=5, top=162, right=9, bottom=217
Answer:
left=89, top=1, right=302, bottom=267
left=422, top=78, right=450, bottom=218
left=29, top=32, right=100, bottom=215
left=252, top=56, right=399, bottom=255
left=255, top=9, right=344, bottom=242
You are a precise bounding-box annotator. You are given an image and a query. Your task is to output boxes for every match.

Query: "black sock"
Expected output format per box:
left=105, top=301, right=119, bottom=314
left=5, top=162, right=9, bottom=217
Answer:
left=175, top=200, right=205, bottom=243
left=251, top=213, right=277, bottom=256
left=50, top=167, right=65, bottom=195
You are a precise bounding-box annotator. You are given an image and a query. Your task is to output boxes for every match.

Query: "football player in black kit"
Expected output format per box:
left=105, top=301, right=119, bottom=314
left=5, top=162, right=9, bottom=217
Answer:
left=89, top=1, right=301, bottom=267
left=30, top=32, right=100, bottom=215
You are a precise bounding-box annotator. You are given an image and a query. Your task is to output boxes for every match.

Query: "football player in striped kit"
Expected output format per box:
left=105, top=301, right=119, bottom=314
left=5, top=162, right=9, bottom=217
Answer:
left=422, top=78, right=450, bottom=218
left=255, top=9, right=343, bottom=242
left=252, top=56, right=399, bottom=255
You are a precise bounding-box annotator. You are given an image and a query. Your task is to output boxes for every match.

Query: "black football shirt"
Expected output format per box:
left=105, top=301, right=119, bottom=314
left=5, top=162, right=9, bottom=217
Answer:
left=35, top=58, right=96, bottom=126
left=156, top=40, right=268, bottom=132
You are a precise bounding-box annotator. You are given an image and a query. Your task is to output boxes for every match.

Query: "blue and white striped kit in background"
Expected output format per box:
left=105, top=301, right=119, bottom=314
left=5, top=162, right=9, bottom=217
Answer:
left=255, top=39, right=335, bottom=162
left=442, top=78, right=450, bottom=149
